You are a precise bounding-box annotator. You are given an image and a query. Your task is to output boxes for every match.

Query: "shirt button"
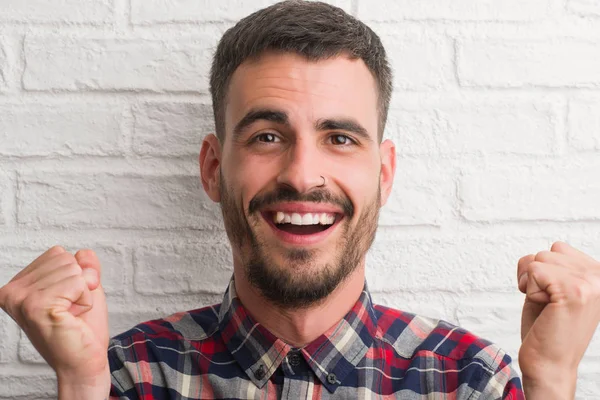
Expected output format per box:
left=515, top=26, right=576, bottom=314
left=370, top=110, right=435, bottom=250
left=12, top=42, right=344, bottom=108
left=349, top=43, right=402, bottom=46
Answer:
left=254, top=365, right=266, bottom=380
left=288, top=352, right=301, bottom=367
left=326, top=373, right=337, bottom=384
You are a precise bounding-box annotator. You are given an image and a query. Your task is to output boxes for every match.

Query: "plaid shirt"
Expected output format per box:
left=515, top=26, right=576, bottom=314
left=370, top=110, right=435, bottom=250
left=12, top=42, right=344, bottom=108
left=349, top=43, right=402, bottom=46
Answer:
left=108, top=281, right=524, bottom=399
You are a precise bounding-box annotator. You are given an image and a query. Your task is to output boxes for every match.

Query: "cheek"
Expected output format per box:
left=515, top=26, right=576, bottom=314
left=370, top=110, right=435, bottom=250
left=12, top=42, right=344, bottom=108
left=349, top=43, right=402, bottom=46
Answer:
left=226, top=157, right=275, bottom=207
left=334, top=156, right=380, bottom=191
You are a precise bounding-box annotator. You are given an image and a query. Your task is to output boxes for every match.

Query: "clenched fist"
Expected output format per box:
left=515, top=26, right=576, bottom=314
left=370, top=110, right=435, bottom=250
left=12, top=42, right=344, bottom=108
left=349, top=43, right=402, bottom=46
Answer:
left=518, top=241, right=600, bottom=399
left=0, top=246, right=111, bottom=399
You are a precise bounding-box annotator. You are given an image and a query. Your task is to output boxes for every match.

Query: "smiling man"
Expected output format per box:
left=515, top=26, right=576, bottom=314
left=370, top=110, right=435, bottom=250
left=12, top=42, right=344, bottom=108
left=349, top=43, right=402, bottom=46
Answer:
left=1, top=1, right=600, bottom=399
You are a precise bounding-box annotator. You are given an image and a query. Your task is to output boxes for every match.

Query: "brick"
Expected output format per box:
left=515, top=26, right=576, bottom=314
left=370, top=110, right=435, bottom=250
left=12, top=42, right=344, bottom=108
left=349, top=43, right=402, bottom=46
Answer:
left=0, top=0, right=113, bottom=23
left=378, top=32, right=453, bottom=90
left=17, top=173, right=222, bottom=229
left=0, top=251, right=23, bottom=287
left=568, top=0, right=600, bottom=16
left=460, top=165, right=600, bottom=222
left=385, top=99, right=557, bottom=155
left=97, top=247, right=128, bottom=295
left=109, top=311, right=170, bottom=337
left=358, top=0, right=553, bottom=21
left=0, top=375, right=56, bottom=398
left=373, top=291, right=458, bottom=323
left=379, top=160, right=454, bottom=226
left=131, top=0, right=351, bottom=24
left=366, top=236, right=549, bottom=293
left=133, top=102, right=214, bottom=156
left=0, top=40, right=7, bottom=91
left=106, top=290, right=223, bottom=319
left=0, top=313, right=19, bottom=363
left=23, top=37, right=212, bottom=93
left=578, top=372, right=600, bottom=398
left=134, top=243, right=233, bottom=295
left=0, top=173, right=9, bottom=226
left=568, top=98, right=600, bottom=151
left=457, top=39, right=600, bottom=88
left=0, top=103, right=123, bottom=156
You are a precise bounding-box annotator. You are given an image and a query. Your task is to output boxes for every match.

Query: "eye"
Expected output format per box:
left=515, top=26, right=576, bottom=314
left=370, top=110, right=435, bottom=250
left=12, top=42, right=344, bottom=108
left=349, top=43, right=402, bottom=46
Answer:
left=253, top=133, right=281, bottom=143
left=329, top=134, right=355, bottom=146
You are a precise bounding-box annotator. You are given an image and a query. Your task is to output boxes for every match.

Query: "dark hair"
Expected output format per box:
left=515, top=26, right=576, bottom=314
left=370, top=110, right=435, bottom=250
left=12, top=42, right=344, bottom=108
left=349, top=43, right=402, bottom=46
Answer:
left=209, top=0, right=393, bottom=142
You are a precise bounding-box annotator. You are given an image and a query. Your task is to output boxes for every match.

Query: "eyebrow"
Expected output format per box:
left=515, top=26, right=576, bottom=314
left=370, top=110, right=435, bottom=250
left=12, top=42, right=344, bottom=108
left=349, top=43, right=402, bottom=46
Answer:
left=233, top=108, right=289, bottom=137
left=315, top=118, right=372, bottom=142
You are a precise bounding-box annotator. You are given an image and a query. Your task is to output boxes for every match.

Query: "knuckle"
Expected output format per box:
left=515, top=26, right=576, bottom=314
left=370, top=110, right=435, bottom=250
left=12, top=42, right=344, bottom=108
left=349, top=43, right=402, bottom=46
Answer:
left=517, top=254, right=534, bottom=274
left=534, top=251, right=552, bottom=263
left=47, top=245, right=66, bottom=256
left=551, top=241, right=567, bottom=253
left=527, top=261, right=544, bottom=274
left=518, top=254, right=532, bottom=264
left=55, top=251, right=76, bottom=265
left=568, top=274, right=600, bottom=305
left=63, top=262, right=83, bottom=276
left=76, top=248, right=93, bottom=257
left=528, top=261, right=543, bottom=276
left=572, top=281, right=594, bottom=305
left=1, top=284, right=23, bottom=314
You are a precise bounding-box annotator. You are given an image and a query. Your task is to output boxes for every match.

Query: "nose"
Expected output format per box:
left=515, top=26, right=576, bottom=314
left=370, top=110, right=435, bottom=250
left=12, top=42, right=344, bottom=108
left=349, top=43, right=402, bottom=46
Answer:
left=276, top=138, right=324, bottom=193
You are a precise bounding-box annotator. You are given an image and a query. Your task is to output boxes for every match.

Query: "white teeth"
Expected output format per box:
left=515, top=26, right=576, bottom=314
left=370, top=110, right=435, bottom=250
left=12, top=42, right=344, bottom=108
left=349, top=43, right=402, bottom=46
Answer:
left=272, top=211, right=337, bottom=225
left=301, top=214, right=313, bottom=225
left=319, top=213, right=328, bottom=224
left=291, top=213, right=302, bottom=225
left=275, top=212, right=285, bottom=223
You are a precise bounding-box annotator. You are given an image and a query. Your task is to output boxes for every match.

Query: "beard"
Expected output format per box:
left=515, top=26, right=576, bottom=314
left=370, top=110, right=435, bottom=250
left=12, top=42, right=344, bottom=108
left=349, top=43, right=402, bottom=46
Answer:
left=219, top=175, right=380, bottom=310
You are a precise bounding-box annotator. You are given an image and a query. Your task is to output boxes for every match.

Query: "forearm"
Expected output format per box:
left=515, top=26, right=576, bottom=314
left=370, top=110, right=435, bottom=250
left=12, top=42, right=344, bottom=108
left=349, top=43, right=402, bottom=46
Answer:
left=57, top=367, right=111, bottom=400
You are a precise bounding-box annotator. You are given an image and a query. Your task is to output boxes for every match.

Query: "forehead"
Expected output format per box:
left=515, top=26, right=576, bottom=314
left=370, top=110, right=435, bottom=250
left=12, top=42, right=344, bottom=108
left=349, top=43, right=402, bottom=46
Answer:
left=224, top=51, right=379, bottom=135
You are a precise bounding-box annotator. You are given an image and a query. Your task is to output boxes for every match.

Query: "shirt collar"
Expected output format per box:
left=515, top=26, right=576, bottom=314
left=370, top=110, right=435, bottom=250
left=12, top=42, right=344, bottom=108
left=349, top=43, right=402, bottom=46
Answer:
left=218, top=279, right=379, bottom=393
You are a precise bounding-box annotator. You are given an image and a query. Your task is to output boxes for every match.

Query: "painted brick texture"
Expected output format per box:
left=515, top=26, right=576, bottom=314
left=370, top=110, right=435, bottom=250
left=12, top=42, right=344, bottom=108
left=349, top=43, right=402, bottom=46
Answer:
left=1, top=0, right=114, bottom=23
left=23, top=37, right=214, bottom=93
left=357, top=0, right=556, bottom=21
left=1, top=1, right=600, bottom=399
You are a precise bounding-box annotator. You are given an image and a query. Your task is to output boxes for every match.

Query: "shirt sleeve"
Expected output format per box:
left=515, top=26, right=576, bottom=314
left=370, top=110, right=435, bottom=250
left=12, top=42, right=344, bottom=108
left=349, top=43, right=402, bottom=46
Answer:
left=107, top=338, right=140, bottom=400
left=477, top=349, right=525, bottom=400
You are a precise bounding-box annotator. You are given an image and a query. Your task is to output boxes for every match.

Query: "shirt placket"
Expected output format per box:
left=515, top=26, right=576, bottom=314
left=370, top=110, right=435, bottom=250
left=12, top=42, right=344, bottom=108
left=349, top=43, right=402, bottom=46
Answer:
left=280, top=349, right=317, bottom=399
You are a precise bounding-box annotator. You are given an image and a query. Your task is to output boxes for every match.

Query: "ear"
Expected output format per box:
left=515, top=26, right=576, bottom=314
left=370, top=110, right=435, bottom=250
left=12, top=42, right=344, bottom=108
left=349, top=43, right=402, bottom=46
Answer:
left=199, top=134, right=222, bottom=202
left=378, top=139, right=396, bottom=207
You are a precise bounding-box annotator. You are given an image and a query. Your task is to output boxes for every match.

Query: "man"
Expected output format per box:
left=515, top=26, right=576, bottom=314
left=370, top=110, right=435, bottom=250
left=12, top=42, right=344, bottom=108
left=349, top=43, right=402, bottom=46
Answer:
left=0, top=1, right=599, bottom=399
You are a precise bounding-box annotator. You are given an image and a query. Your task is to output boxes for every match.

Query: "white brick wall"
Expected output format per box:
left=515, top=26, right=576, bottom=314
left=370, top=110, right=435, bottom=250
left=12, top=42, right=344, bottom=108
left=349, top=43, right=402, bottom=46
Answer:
left=1, top=1, right=600, bottom=398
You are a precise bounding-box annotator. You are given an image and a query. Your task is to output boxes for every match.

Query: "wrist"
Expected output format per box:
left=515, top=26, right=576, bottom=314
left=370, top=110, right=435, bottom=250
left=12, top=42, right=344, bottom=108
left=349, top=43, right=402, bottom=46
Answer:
left=522, top=371, right=577, bottom=400
left=57, top=365, right=111, bottom=400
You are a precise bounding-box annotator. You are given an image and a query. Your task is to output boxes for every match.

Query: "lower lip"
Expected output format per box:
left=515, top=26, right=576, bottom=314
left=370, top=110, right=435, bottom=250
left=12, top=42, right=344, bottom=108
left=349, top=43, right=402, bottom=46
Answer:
left=262, top=214, right=343, bottom=245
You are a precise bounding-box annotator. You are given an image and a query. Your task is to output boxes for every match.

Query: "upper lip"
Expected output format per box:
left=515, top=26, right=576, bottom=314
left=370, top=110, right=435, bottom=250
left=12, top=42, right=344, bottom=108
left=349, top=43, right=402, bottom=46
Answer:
left=260, top=202, right=344, bottom=214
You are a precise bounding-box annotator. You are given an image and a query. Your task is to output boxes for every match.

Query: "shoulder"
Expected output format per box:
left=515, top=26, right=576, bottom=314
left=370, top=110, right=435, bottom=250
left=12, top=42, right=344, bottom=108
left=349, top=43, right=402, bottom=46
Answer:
left=107, top=304, right=225, bottom=395
left=109, top=303, right=222, bottom=352
left=373, top=304, right=523, bottom=398
left=375, top=304, right=501, bottom=360
left=374, top=304, right=520, bottom=378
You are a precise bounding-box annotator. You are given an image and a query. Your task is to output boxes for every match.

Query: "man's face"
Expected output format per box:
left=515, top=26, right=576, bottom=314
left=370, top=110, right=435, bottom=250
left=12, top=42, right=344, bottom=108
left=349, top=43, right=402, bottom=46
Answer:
left=205, top=52, right=394, bottom=309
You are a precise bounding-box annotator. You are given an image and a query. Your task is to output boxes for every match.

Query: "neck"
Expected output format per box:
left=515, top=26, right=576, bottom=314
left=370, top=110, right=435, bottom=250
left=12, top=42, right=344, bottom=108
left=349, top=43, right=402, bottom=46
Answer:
left=233, top=265, right=366, bottom=348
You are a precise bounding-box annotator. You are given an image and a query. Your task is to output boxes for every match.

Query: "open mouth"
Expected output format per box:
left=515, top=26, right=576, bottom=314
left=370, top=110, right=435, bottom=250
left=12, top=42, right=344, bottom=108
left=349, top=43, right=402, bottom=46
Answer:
left=262, top=211, right=341, bottom=237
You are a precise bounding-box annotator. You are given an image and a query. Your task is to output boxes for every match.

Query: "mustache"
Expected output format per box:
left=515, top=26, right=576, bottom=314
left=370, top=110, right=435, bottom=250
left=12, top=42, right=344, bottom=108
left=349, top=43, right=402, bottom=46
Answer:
left=248, top=186, right=354, bottom=217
